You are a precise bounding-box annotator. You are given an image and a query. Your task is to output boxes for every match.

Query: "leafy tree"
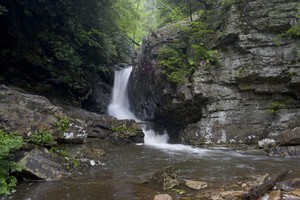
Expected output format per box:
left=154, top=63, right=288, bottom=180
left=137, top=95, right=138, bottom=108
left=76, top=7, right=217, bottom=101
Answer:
left=0, top=131, right=24, bottom=195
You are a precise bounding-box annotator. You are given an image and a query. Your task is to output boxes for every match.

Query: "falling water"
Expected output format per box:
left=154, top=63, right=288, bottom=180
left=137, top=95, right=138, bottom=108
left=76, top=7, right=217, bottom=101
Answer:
left=108, top=66, right=169, bottom=145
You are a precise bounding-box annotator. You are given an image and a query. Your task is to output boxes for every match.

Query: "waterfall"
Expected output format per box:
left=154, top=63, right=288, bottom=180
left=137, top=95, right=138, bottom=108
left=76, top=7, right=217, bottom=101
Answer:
left=108, top=67, right=169, bottom=145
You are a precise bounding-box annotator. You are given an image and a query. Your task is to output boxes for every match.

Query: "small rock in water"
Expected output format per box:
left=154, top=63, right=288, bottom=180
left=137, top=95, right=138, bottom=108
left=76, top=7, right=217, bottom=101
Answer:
left=185, top=180, right=208, bottom=190
left=90, top=160, right=95, bottom=166
left=149, top=166, right=179, bottom=190
left=154, top=194, right=172, bottom=200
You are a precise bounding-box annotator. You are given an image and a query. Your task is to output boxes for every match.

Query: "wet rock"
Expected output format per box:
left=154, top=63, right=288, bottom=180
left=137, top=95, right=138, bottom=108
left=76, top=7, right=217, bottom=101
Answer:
left=275, top=178, right=300, bottom=191
left=17, top=148, right=71, bottom=181
left=154, top=194, right=172, bottom=200
left=220, top=191, right=245, bottom=199
left=185, top=180, right=208, bottom=190
left=81, top=73, right=111, bottom=114
left=268, top=190, right=283, bottom=200
left=279, top=127, right=300, bottom=146
left=149, top=166, right=179, bottom=190
left=269, top=146, right=300, bottom=158
left=64, top=106, right=144, bottom=144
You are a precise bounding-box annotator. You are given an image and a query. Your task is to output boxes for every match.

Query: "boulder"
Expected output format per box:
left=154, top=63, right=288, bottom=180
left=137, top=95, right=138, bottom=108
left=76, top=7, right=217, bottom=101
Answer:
left=17, top=148, right=71, bottom=181
left=154, top=194, right=172, bottom=200
left=62, top=106, right=145, bottom=144
left=149, top=166, right=179, bottom=190
left=185, top=180, right=208, bottom=190
left=0, top=85, right=87, bottom=144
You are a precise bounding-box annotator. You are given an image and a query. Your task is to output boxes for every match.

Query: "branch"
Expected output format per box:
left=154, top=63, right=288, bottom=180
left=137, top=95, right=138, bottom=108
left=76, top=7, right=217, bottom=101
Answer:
left=238, top=169, right=290, bottom=200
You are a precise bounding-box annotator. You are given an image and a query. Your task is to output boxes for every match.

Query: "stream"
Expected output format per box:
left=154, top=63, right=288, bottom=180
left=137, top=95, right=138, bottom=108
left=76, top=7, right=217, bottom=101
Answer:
left=4, top=144, right=300, bottom=200
left=3, top=67, right=300, bottom=200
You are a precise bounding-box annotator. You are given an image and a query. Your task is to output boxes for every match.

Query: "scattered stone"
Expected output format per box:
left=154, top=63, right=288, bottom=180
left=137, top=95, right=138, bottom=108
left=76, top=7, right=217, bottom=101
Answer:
left=154, top=194, right=172, bottom=200
left=220, top=191, right=245, bottom=199
left=269, top=146, right=300, bottom=158
left=258, top=139, right=276, bottom=148
left=275, top=178, right=300, bottom=191
left=185, top=180, right=208, bottom=190
left=283, top=193, right=300, bottom=200
left=149, top=166, right=179, bottom=190
left=17, top=148, right=70, bottom=181
left=268, top=190, right=283, bottom=200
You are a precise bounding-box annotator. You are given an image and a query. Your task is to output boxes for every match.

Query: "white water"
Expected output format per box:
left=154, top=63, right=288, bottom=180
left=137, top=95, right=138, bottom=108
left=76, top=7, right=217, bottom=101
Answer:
left=108, top=67, right=169, bottom=145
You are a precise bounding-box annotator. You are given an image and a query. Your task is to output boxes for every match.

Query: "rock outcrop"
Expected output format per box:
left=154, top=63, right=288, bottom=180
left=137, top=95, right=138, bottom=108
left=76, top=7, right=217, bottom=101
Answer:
left=0, top=85, right=144, bottom=180
left=129, top=0, right=300, bottom=147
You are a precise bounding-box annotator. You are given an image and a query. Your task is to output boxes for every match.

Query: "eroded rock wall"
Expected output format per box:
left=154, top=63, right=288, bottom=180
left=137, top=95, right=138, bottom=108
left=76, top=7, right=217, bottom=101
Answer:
left=129, top=0, right=300, bottom=146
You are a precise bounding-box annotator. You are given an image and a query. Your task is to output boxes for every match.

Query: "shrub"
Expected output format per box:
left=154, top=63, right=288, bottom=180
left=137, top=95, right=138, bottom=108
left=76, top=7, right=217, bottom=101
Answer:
left=54, top=116, right=70, bottom=136
left=0, top=130, right=23, bottom=195
left=29, top=130, right=54, bottom=146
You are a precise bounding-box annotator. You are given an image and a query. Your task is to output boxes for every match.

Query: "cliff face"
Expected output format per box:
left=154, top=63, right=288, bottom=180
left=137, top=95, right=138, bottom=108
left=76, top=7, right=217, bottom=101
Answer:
left=129, top=0, right=300, bottom=147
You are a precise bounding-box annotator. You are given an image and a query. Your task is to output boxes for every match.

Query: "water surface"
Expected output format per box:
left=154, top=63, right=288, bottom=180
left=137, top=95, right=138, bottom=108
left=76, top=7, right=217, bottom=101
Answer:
left=4, top=144, right=300, bottom=200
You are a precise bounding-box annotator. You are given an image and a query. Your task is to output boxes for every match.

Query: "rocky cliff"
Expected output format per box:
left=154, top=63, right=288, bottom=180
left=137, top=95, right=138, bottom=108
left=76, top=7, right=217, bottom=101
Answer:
left=129, top=0, right=300, bottom=150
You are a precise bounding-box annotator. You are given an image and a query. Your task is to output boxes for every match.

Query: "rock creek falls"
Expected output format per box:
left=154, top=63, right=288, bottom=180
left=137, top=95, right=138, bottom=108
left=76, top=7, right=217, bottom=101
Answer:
left=1, top=0, right=300, bottom=199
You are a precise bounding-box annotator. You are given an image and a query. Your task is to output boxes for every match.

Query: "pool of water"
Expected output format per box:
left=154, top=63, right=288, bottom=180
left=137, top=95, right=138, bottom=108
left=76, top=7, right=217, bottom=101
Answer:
left=3, top=144, right=300, bottom=200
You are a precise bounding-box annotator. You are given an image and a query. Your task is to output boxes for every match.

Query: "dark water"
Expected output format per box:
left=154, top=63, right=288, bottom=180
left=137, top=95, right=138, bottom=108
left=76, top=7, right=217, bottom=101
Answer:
left=3, top=144, right=300, bottom=200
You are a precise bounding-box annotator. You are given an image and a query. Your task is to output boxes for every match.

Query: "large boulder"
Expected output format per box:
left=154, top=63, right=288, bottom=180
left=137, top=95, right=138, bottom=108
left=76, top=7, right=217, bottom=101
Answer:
left=17, top=148, right=71, bottom=181
left=0, top=85, right=87, bottom=144
left=129, top=0, right=300, bottom=145
left=64, top=106, right=144, bottom=144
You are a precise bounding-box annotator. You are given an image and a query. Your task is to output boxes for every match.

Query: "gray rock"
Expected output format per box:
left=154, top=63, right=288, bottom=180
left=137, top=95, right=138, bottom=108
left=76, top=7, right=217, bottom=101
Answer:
left=154, top=194, right=172, bottom=200
left=0, top=85, right=88, bottom=144
left=129, top=0, right=300, bottom=146
left=185, top=180, right=208, bottom=190
left=149, top=166, right=179, bottom=190
left=278, top=127, right=300, bottom=146
left=269, top=146, right=300, bottom=158
left=275, top=178, right=300, bottom=191
left=17, top=148, right=70, bottom=181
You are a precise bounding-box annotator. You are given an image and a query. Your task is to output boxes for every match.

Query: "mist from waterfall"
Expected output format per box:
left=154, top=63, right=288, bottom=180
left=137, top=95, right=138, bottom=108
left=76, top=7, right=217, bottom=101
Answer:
left=108, top=66, right=169, bottom=145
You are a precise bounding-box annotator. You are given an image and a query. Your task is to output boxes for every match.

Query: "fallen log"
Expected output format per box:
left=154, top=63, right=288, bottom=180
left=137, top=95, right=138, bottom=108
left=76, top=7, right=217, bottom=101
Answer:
left=238, top=169, right=290, bottom=200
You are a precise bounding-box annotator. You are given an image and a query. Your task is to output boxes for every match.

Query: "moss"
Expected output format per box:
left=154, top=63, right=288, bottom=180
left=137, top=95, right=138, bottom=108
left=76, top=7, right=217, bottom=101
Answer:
left=111, top=125, right=139, bottom=133
left=267, top=101, right=285, bottom=114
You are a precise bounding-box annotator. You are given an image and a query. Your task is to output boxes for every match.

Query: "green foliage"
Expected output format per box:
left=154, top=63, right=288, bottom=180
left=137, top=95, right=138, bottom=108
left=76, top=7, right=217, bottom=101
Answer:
left=158, top=14, right=219, bottom=85
left=29, top=130, right=54, bottom=146
left=191, top=44, right=219, bottom=67
left=275, top=7, right=300, bottom=45
left=0, top=5, right=7, bottom=15
left=50, top=147, right=71, bottom=158
left=267, top=101, right=285, bottom=114
left=0, top=130, right=23, bottom=195
left=54, top=117, right=70, bottom=135
left=158, top=46, right=188, bottom=85
left=221, top=0, right=242, bottom=6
